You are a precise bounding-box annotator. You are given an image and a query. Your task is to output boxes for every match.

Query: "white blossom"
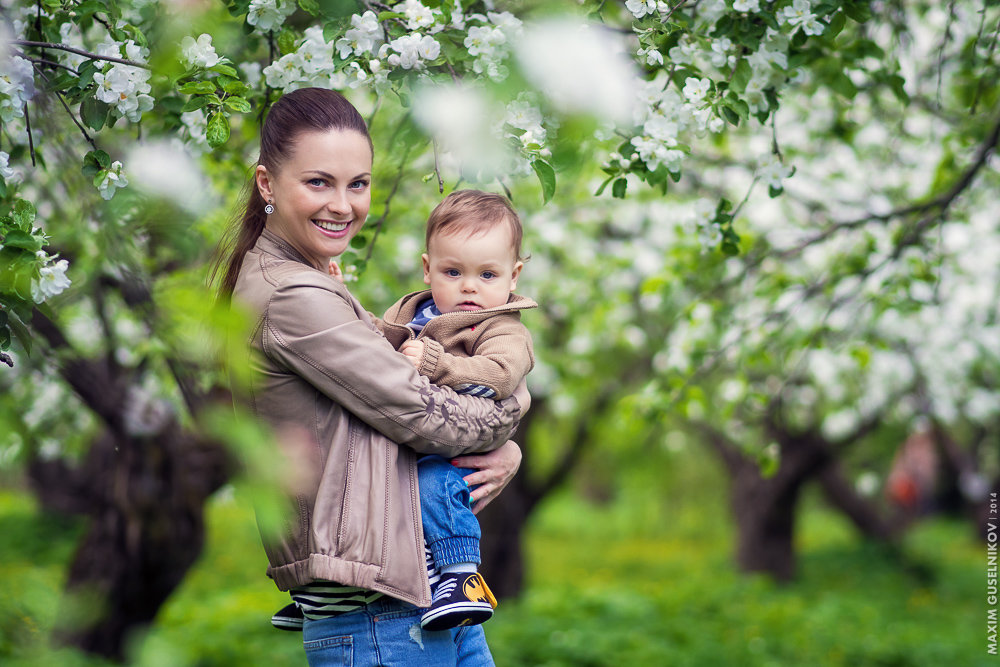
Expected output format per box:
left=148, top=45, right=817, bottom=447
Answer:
left=31, top=259, right=71, bottom=303
left=757, top=154, right=793, bottom=189
left=335, top=11, right=383, bottom=59
left=710, top=37, right=734, bottom=68
left=625, top=0, right=658, bottom=19
left=181, top=34, right=221, bottom=68
left=781, top=0, right=821, bottom=35
left=733, top=0, right=760, bottom=11
left=0, top=151, right=16, bottom=181
left=247, top=0, right=296, bottom=33
left=180, top=110, right=210, bottom=153
left=682, top=77, right=711, bottom=103
left=515, top=20, right=640, bottom=124
left=397, top=0, right=436, bottom=31
left=0, top=56, right=35, bottom=122
left=383, top=34, right=440, bottom=70
left=97, top=161, right=128, bottom=200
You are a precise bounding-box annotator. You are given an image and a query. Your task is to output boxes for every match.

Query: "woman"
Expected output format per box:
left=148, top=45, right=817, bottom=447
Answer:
left=215, top=87, right=525, bottom=666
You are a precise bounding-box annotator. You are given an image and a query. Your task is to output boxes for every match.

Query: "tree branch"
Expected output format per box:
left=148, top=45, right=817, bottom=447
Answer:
left=12, top=40, right=150, bottom=69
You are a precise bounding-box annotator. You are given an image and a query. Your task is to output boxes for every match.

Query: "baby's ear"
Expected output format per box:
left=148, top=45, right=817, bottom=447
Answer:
left=422, top=253, right=432, bottom=285
left=509, top=260, right=524, bottom=290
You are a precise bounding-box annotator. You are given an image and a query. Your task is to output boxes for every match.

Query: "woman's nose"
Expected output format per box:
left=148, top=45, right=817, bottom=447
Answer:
left=327, top=189, right=350, bottom=214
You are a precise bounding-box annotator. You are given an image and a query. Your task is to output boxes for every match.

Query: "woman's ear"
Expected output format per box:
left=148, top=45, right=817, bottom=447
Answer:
left=255, top=165, right=274, bottom=203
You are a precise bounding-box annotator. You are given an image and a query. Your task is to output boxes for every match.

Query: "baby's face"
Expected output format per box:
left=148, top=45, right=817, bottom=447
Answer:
left=422, top=224, right=523, bottom=313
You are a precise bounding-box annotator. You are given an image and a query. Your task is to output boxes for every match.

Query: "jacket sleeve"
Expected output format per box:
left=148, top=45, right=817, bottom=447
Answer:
left=419, top=318, right=534, bottom=400
left=262, top=276, right=521, bottom=456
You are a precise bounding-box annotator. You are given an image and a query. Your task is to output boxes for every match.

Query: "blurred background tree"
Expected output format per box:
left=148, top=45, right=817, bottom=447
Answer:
left=0, top=0, right=997, bottom=661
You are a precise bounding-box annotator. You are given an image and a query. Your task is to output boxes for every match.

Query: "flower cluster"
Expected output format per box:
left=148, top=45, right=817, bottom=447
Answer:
left=264, top=27, right=339, bottom=91
left=0, top=56, right=35, bottom=123
left=463, top=12, right=521, bottom=81
left=628, top=73, right=726, bottom=175
left=181, top=34, right=221, bottom=69
left=92, top=40, right=154, bottom=123
left=379, top=33, right=441, bottom=70
left=247, top=0, right=296, bottom=34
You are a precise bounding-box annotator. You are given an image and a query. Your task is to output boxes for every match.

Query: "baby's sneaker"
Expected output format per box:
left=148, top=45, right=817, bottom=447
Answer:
left=420, top=572, right=497, bottom=631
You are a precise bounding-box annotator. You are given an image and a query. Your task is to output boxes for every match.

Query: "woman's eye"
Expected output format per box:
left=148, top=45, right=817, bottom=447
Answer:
left=308, top=178, right=325, bottom=187
left=349, top=179, right=369, bottom=190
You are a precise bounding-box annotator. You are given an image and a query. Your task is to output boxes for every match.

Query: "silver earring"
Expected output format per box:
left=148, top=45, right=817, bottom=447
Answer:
left=264, top=202, right=275, bottom=215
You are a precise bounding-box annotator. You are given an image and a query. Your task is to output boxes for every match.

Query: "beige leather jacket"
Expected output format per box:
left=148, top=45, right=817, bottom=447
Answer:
left=233, top=229, right=524, bottom=607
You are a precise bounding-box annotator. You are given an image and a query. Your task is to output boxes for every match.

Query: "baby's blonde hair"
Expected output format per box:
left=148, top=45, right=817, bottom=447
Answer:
left=425, top=190, right=524, bottom=261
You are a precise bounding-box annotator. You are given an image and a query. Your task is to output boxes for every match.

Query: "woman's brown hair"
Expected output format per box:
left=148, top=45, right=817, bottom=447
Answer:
left=212, top=87, right=372, bottom=300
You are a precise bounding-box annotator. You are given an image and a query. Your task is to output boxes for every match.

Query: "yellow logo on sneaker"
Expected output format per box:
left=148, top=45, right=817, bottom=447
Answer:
left=463, top=574, right=498, bottom=608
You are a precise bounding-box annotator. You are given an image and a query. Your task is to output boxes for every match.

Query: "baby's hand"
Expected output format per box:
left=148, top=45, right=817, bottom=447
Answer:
left=400, top=339, right=424, bottom=368
left=327, top=260, right=344, bottom=283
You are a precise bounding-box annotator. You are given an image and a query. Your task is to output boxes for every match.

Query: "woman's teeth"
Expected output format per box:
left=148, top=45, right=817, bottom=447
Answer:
left=314, top=220, right=349, bottom=232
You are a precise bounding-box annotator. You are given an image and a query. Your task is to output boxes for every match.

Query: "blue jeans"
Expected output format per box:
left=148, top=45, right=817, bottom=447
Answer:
left=418, top=455, right=481, bottom=568
left=302, top=596, right=494, bottom=666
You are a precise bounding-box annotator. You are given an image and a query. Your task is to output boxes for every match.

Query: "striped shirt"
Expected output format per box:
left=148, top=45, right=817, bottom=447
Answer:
left=291, top=546, right=440, bottom=619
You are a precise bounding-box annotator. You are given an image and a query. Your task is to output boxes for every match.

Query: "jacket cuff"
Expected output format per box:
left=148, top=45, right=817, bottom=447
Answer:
left=419, top=338, right=444, bottom=379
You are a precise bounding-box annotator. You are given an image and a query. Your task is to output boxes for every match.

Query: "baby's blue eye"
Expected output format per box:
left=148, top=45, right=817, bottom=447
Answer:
left=481, top=271, right=496, bottom=280
left=445, top=269, right=460, bottom=277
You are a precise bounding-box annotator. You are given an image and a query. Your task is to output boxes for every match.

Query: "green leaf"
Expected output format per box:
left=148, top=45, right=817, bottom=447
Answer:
left=182, top=96, right=211, bottom=112
left=843, top=1, right=872, bottom=23
left=179, top=80, right=217, bottom=95
left=826, top=9, right=847, bottom=38
left=222, top=79, right=250, bottom=95
left=731, top=58, right=752, bottom=94
left=1, top=230, right=41, bottom=252
left=206, top=112, right=231, bottom=148
left=612, top=178, right=627, bottom=199
left=210, top=63, right=240, bottom=78
left=12, top=200, right=35, bottom=228
left=7, top=309, right=33, bottom=354
left=830, top=71, right=858, bottom=98
left=720, top=106, right=740, bottom=126
left=297, top=0, right=320, bottom=15
left=224, top=96, right=252, bottom=113
left=278, top=29, right=299, bottom=55
left=84, top=149, right=112, bottom=172
left=531, top=159, right=556, bottom=204
left=80, top=96, right=110, bottom=132
left=594, top=175, right=615, bottom=197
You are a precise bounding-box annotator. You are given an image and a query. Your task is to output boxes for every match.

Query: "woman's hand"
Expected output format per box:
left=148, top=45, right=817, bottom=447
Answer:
left=451, top=439, right=522, bottom=514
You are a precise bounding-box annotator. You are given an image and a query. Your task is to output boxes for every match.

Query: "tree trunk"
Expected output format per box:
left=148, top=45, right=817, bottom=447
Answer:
left=477, top=473, right=530, bottom=598
left=729, top=459, right=804, bottom=582
left=30, top=424, right=229, bottom=661
left=706, top=427, right=832, bottom=582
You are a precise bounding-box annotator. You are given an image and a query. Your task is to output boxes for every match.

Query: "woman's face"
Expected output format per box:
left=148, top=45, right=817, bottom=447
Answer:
left=256, top=128, right=372, bottom=269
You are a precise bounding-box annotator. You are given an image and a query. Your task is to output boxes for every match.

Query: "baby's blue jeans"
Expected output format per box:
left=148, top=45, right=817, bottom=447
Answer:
left=417, top=454, right=481, bottom=567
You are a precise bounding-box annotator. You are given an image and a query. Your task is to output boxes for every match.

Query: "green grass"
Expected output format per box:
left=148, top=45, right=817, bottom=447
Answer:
left=0, top=455, right=988, bottom=667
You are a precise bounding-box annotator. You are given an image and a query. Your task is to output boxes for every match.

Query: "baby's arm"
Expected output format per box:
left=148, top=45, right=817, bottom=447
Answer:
left=414, top=320, right=533, bottom=399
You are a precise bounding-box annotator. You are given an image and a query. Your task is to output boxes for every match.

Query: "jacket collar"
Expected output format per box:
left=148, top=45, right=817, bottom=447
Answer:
left=385, top=288, right=537, bottom=326
left=256, top=228, right=317, bottom=268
